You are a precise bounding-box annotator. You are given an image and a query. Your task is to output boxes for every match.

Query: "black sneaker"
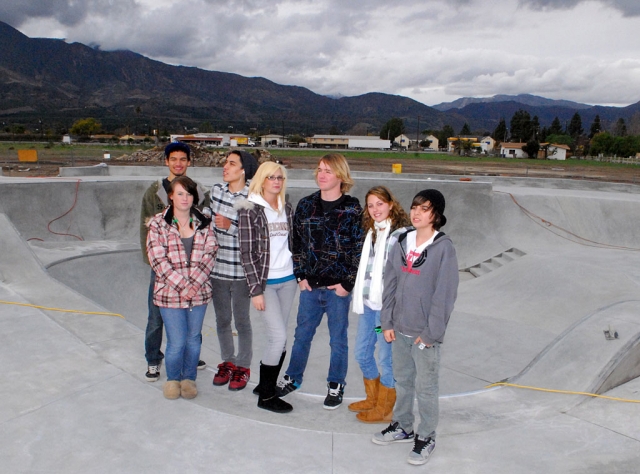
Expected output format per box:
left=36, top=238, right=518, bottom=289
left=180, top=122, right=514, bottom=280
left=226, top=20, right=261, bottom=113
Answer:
left=275, top=375, right=300, bottom=397
left=323, top=382, right=345, bottom=410
left=145, top=361, right=161, bottom=382
left=407, top=436, right=435, bottom=465
left=197, top=360, right=206, bottom=370
left=372, top=422, right=415, bottom=445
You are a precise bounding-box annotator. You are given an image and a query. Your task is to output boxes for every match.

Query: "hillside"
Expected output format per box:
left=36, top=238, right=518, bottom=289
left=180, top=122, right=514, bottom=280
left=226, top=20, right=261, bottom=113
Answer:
left=1, top=20, right=638, bottom=136
left=0, top=21, right=460, bottom=135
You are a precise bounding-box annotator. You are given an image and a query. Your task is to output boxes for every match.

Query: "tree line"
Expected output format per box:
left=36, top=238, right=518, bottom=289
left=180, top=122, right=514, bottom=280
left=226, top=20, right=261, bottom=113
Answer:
left=378, top=110, right=639, bottom=158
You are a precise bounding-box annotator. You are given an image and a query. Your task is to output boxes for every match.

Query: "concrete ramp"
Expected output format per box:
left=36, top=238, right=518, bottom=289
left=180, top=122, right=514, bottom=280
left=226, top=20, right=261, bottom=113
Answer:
left=514, top=300, right=640, bottom=397
left=3, top=170, right=640, bottom=473
left=0, top=212, right=139, bottom=347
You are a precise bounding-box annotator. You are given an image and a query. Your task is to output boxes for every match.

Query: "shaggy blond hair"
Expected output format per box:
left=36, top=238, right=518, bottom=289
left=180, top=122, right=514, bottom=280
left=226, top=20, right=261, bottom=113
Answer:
left=248, top=161, right=288, bottom=209
left=314, top=153, right=354, bottom=194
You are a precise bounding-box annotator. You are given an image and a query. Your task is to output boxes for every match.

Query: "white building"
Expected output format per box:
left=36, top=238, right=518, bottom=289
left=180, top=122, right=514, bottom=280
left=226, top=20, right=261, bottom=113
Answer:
left=394, top=134, right=412, bottom=149
left=500, top=143, right=527, bottom=158
left=423, top=134, right=439, bottom=150
left=480, top=136, right=496, bottom=153
left=260, top=134, right=284, bottom=147
left=547, top=144, right=570, bottom=160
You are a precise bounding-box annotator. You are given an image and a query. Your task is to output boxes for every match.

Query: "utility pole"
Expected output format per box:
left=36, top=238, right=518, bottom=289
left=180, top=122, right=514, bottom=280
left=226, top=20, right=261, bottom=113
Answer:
left=416, top=116, right=421, bottom=151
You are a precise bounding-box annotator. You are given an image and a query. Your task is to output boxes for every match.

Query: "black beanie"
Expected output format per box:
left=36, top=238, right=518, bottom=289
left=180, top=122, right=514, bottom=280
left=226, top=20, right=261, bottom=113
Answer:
left=232, top=150, right=259, bottom=180
left=414, top=189, right=447, bottom=227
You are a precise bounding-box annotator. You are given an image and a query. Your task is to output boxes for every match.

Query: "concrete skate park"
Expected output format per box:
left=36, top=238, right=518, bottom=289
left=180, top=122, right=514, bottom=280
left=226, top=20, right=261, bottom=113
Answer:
left=2, top=163, right=640, bottom=473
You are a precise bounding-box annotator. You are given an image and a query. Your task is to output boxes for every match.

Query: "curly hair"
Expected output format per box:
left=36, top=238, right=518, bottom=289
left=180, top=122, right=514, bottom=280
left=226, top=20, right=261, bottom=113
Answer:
left=362, top=186, right=410, bottom=243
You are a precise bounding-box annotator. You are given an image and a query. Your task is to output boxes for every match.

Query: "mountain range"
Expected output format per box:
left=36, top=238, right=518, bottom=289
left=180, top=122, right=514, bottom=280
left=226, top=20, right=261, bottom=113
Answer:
left=0, top=20, right=638, bottom=136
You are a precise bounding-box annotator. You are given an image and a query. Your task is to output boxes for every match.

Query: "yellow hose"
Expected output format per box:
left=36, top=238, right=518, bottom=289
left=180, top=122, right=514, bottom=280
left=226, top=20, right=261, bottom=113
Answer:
left=486, top=382, right=640, bottom=404
left=0, top=299, right=124, bottom=319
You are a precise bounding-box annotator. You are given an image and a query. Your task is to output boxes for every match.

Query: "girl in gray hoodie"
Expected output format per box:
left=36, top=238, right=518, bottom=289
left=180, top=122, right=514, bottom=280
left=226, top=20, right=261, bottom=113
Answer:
left=373, top=189, right=459, bottom=467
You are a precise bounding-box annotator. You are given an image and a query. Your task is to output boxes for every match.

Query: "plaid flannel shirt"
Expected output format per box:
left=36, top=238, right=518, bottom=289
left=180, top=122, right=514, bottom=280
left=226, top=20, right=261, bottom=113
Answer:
left=147, top=207, right=218, bottom=308
left=209, top=181, right=249, bottom=280
left=140, top=178, right=211, bottom=265
left=238, top=199, right=294, bottom=297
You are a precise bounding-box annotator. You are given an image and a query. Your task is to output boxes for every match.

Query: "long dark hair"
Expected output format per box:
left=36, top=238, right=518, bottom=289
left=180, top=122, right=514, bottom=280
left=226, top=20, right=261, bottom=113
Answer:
left=362, top=186, right=410, bottom=243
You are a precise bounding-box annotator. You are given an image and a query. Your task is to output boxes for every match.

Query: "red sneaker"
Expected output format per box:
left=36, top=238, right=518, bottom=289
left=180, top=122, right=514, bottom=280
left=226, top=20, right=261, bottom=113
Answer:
left=212, top=361, right=236, bottom=386
left=228, top=366, right=250, bottom=391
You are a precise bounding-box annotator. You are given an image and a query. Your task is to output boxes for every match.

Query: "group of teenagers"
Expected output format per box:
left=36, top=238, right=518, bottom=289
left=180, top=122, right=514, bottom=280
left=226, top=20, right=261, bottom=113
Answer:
left=140, top=141, right=459, bottom=466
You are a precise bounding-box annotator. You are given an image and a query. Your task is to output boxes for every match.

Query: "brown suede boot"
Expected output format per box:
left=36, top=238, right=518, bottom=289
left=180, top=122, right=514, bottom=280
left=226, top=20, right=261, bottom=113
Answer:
left=356, top=384, right=396, bottom=423
left=348, top=376, right=380, bottom=412
left=180, top=380, right=198, bottom=399
left=163, top=381, right=181, bottom=400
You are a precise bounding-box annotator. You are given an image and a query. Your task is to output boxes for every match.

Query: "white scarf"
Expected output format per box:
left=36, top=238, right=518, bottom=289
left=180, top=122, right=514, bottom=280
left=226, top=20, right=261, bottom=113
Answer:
left=352, top=219, right=391, bottom=314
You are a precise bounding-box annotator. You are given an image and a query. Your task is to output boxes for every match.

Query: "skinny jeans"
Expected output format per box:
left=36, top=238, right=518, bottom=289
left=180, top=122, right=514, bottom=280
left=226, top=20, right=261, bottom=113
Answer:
left=392, top=332, right=440, bottom=440
left=260, top=279, right=297, bottom=365
left=210, top=278, right=252, bottom=368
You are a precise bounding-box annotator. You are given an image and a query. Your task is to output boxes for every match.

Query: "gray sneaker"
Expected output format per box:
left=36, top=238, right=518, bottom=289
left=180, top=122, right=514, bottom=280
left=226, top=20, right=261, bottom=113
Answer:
left=407, top=436, right=435, bottom=465
left=372, top=422, right=415, bottom=445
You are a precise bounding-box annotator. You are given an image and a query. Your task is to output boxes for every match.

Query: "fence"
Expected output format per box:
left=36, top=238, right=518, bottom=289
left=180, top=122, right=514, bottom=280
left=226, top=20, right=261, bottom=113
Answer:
left=579, top=155, right=640, bottom=165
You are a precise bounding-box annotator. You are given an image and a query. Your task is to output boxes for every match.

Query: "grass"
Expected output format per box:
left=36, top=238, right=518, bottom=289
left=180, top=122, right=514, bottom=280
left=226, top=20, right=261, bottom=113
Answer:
left=0, top=142, right=638, bottom=172
left=0, top=142, right=155, bottom=160
left=270, top=148, right=640, bottom=170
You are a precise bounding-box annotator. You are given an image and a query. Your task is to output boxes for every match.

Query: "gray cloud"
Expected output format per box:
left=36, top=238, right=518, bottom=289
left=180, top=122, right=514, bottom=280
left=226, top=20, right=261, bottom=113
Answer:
left=520, top=0, right=640, bottom=16
left=0, top=0, right=133, bottom=27
left=2, top=0, right=640, bottom=106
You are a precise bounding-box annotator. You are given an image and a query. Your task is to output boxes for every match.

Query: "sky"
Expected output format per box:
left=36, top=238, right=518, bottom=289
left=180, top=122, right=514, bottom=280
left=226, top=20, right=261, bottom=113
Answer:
left=2, top=0, right=640, bottom=107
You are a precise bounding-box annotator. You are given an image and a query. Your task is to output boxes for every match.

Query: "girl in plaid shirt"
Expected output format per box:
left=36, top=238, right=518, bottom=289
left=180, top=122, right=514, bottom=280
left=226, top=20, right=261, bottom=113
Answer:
left=237, top=162, right=295, bottom=414
left=147, top=176, right=218, bottom=400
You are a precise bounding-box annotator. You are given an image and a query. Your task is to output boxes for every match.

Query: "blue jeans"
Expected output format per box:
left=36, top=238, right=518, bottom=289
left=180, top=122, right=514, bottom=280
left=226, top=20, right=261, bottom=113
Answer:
left=285, top=288, right=351, bottom=386
left=393, top=332, right=440, bottom=439
left=145, top=270, right=164, bottom=366
left=159, top=305, right=207, bottom=381
left=354, top=305, right=394, bottom=388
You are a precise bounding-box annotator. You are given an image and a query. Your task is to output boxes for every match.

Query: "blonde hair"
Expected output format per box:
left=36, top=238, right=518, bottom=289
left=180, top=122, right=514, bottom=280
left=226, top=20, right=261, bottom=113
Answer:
left=248, top=161, right=288, bottom=209
left=313, top=153, right=354, bottom=194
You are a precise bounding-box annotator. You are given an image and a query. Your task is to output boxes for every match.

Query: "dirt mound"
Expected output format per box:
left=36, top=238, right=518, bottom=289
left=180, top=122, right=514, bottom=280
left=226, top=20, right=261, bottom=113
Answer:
left=114, top=145, right=275, bottom=167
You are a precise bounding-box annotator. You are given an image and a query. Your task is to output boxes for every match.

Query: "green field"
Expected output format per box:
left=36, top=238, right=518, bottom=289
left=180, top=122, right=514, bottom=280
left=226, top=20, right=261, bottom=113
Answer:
left=270, top=148, right=639, bottom=171
left=0, top=142, right=154, bottom=161
left=0, top=142, right=638, bottom=173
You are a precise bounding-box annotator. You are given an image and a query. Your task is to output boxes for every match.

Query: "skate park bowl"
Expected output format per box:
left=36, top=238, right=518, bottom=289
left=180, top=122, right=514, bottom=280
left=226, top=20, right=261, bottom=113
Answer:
left=2, top=165, right=640, bottom=472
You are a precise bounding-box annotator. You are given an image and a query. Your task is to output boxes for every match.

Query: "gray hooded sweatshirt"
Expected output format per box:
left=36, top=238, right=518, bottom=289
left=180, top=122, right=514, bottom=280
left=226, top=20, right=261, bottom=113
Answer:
left=380, top=230, right=459, bottom=345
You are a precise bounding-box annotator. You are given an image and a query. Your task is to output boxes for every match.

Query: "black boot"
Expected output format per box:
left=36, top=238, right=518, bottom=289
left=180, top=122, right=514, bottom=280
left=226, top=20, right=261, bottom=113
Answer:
left=258, top=362, right=293, bottom=414
left=253, top=351, right=286, bottom=395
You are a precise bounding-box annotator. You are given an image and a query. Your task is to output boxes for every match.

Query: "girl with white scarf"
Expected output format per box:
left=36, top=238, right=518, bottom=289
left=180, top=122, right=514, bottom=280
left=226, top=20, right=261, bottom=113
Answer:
left=349, top=186, right=410, bottom=423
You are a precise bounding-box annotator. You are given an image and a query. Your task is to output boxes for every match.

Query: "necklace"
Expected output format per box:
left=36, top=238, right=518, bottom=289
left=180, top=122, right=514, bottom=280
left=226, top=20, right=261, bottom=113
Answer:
left=173, top=216, right=193, bottom=228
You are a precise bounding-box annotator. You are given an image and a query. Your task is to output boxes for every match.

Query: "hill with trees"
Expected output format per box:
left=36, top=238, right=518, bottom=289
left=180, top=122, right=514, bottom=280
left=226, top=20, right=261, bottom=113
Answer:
left=0, top=21, right=460, bottom=137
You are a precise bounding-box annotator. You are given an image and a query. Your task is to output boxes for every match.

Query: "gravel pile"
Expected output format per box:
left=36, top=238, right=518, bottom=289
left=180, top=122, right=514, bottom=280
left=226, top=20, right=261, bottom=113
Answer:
left=115, top=145, right=275, bottom=167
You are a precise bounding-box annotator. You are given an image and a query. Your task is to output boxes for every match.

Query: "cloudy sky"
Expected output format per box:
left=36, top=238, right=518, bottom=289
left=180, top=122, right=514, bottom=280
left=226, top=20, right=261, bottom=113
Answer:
left=2, top=0, right=640, bottom=107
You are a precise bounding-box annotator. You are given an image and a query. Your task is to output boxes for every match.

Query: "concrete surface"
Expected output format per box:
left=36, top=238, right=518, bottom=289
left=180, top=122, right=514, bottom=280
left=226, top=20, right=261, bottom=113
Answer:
left=1, top=166, right=640, bottom=473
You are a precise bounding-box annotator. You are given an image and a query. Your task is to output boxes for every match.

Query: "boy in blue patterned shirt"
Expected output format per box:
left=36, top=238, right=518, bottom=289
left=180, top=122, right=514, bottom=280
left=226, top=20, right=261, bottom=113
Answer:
left=276, top=154, right=363, bottom=410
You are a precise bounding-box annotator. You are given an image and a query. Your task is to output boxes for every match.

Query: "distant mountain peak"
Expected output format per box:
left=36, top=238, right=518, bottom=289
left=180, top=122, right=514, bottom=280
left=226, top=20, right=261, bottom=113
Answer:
left=432, top=94, right=592, bottom=111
